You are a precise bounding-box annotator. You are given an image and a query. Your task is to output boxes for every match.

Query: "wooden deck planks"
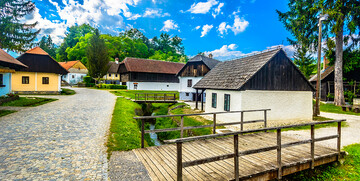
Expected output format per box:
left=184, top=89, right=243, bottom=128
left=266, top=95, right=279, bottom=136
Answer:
left=133, top=132, right=340, bottom=181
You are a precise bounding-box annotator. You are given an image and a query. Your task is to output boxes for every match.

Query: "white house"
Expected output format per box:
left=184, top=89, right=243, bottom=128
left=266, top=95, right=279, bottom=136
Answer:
left=176, top=54, right=220, bottom=101
left=118, top=57, right=184, bottom=91
left=193, top=48, right=315, bottom=123
left=59, top=60, right=88, bottom=85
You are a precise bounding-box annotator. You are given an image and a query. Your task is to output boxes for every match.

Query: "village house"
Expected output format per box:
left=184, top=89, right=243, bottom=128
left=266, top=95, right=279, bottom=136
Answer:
left=103, top=59, right=120, bottom=84
left=0, top=49, right=28, bottom=96
left=59, top=60, right=88, bottom=85
left=176, top=54, right=220, bottom=101
left=12, top=47, right=68, bottom=94
left=118, top=57, right=184, bottom=90
left=193, top=48, right=315, bottom=123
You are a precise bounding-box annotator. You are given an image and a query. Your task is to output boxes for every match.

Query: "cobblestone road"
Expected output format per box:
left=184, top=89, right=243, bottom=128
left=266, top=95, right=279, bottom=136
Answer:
left=0, top=88, right=116, bottom=180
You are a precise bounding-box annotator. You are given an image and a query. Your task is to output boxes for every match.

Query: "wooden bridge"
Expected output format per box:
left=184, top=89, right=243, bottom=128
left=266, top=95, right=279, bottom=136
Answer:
left=133, top=110, right=346, bottom=181
left=134, top=93, right=177, bottom=103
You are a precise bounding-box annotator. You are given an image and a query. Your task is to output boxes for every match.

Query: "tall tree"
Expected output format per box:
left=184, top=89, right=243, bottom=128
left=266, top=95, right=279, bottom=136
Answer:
left=277, top=0, right=360, bottom=106
left=0, top=0, right=40, bottom=52
left=38, top=35, right=56, bottom=58
left=86, top=29, right=109, bottom=81
left=293, top=46, right=316, bottom=79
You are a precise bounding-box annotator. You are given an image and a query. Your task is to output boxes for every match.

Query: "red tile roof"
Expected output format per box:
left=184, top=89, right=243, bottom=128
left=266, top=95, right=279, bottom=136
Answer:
left=122, top=57, right=184, bottom=74
left=25, top=47, right=49, bottom=55
left=58, top=61, right=79, bottom=70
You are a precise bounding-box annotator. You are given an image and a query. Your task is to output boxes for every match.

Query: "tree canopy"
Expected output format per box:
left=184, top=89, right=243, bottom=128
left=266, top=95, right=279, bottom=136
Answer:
left=86, top=29, right=109, bottom=80
left=293, top=46, right=316, bottom=79
left=0, top=0, right=40, bottom=52
left=37, top=35, right=56, bottom=58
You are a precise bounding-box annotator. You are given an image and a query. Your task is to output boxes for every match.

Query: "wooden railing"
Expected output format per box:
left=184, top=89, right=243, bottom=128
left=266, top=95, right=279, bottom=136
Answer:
left=134, top=93, right=177, bottom=102
left=164, top=119, right=346, bottom=181
left=134, top=109, right=271, bottom=148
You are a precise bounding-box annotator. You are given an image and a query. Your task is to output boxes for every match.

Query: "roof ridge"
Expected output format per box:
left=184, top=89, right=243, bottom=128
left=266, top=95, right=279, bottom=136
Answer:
left=125, top=57, right=185, bottom=64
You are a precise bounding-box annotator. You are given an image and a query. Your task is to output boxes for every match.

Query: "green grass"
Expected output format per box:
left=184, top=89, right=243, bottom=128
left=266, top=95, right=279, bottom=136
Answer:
left=1, top=97, right=57, bottom=107
left=0, top=110, right=16, bottom=117
left=283, top=143, right=360, bottom=180
left=110, top=90, right=179, bottom=100
left=61, top=88, right=76, bottom=95
left=320, top=102, right=360, bottom=116
left=107, top=98, right=151, bottom=155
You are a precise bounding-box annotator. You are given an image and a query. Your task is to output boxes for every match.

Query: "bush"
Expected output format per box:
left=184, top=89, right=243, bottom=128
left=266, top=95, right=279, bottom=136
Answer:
left=83, top=76, right=94, bottom=84
left=85, top=83, right=95, bottom=87
left=96, top=84, right=127, bottom=89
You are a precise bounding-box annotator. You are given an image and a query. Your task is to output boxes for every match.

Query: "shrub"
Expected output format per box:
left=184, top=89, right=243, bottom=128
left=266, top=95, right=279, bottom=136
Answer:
left=83, top=76, right=94, bottom=84
left=85, top=83, right=95, bottom=87
left=96, top=84, right=127, bottom=89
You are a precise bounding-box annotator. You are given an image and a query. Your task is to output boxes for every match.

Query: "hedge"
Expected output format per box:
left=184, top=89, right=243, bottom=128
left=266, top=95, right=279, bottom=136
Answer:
left=96, top=84, right=127, bottom=89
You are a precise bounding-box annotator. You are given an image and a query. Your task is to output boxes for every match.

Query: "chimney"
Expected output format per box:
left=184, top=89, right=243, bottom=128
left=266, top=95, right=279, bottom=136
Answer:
left=208, top=53, right=213, bottom=59
left=323, top=56, right=329, bottom=71
left=115, top=57, right=119, bottom=64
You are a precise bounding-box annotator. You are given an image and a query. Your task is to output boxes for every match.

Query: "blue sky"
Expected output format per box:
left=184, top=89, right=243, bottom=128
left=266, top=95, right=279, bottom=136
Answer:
left=21, top=0, right=296, bottom=60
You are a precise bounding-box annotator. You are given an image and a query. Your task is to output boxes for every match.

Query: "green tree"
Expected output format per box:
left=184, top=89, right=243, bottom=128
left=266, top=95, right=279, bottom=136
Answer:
left=293, top=46, right=316, bottom=79
left=86, top=29, right=109, bottom=81
left=66, top=33, right=93, bottom=65
left=277, top=0, right=360, bottom=105
left=0, top=0, right=40, bottom=52
left=38, top=35, right=56, bottom=58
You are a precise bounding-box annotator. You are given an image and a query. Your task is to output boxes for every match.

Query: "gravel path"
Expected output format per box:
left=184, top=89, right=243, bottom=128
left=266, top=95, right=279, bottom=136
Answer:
left=283, top=112, right=360, bottom=149
left=0, top=88, right=116, bottom=180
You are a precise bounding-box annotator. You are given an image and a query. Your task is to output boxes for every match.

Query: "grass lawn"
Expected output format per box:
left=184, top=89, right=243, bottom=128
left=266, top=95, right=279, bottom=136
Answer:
left=0, top=110, right=16, bottom=117
left=1, top=97, right=57, bottom=107
left=283, top=143, right=360, bottom=180
left=320, top=102, right=360, bottom=116
left=110, top=90, right=179, bottom=100
left=107, top=97, right=151, bottom=156
left=61, top=88, right=76, bottom=95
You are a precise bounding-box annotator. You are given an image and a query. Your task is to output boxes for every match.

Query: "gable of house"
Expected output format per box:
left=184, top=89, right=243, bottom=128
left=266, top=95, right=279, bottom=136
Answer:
left=177, top=55, right=220, bottom=77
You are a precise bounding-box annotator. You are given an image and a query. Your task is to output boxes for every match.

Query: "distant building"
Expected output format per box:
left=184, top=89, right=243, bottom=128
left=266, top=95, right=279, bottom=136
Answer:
left=176, top=54, right=220, bottom=101
left=194, top=48, right=315, bottom=122
left=103, top=59, right=120, bottom=84
left=0, top=49, right=28, bottom=96
left=118, top=57, right=184, bottom=90
left=12, top=47, right=68, bottom=94
left=59, top=60, right=88, bottom=85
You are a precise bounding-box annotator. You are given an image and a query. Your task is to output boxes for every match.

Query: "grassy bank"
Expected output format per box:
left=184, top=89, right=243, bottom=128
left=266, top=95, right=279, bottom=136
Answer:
left=320, top=102, right=360, bottom=116
left=284, top=143, right=360, bottom=180
left=61, top=88, right=76, bottom=95
left=1, top=97, right=57, bottom=107
left=107, top=98, right=151, bottom=155
left=0, top=110, right=16, bottom=117
left=111, top=90, right=179, bottom=100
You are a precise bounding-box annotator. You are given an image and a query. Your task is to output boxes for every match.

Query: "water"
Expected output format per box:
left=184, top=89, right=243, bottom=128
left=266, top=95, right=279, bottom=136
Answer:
left=149, top=123, right=162, bottom=146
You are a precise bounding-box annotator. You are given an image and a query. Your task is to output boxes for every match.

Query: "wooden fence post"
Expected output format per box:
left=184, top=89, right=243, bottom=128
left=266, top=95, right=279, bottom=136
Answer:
left=277, top=129, right=282, bottom=179
left=213, top=114, right=217, bottom=134
left=311, top=125, right=315, bottom=169
left=180, top=116, right=184, bottom=138
left=177, top=142, right=183, bottom=181
left=337, top=122, right=341, bottom=160
left=174, top=93, right=176, bottom=101
left=234, top=134, right=239, bottom=181
left=164, top=94, right=166, bottom=101
left=141, top=119, right=145, bottom=148
left=240, top=112, right=244, bottom=132
left=264, top=110, right=267, bottom=132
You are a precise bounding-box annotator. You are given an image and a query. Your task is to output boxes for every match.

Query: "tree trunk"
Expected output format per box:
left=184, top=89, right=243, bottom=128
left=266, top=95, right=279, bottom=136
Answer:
left=334, top=22, right=345, bottom=106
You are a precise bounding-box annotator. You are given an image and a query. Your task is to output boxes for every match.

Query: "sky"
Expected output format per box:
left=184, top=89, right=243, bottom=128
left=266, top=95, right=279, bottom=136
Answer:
left=19, top=0, right=296, bottom=60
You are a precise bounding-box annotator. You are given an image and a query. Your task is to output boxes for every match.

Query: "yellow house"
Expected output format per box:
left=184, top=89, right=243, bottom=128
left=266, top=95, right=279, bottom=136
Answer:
left=103, top=60, right=120, bottom=84
left=12, top=47, right=68, bottom=94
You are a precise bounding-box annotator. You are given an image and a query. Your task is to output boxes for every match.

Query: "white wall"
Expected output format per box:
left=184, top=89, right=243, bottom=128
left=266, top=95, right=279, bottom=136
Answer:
left=179, top=77, right=203, bottom=93
left=62, top=73, right=87, bottom=85
left=127, top=81, right=179, bottom=91
left=205, top=89, right=313, bottom=123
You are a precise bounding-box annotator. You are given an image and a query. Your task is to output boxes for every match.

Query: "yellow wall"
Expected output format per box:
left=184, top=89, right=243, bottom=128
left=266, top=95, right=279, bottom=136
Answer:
left=12, top=71, right=60, bottom=92
left=103, top=73, right=119, bottom=80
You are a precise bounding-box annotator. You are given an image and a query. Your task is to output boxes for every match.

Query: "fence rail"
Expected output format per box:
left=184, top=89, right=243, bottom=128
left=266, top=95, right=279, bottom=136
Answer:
left=163, top=119, right=346, bottom=181
left=134, top=109, right=271, bottom=148
left=134, top=93, right=177, bottom=102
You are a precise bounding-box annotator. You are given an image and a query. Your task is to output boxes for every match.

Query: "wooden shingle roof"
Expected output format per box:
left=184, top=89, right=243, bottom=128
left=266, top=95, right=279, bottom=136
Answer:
left=309, top=66, right=334, bottom=82
left=107, top=61, right=120, bottom=73
left=193, top=49, right=281, bottom=90
left=121, top=57, right=184, bottom=74
left=0, top=49, right=27, bottom=70
left=188, top=55, right=220, bottom=69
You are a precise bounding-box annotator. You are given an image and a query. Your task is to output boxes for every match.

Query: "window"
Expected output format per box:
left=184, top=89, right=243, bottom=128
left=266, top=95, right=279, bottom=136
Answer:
left=81, top=75, right=83, bottom=79
left=42, top=77, right=49, bottom=84
left=212, top=93, right=217, bottom=108
left=115, top=74, right=118, bottom=77
left=134, top=84, right=138, bottom=90
left=64, top=75, right=67, bottom=78
left=185, top=93, right=189, bottom=96
left=224, top=94, right=230, bottom=111
left=72, top=75, right=75, bottom=79
left=0, top=74, right=3, bottom=86
left=22, top=76, right=29, bottom=84
left=187, top=79, right=192, bottom=87
left=109, top=73, right=111, bottom=77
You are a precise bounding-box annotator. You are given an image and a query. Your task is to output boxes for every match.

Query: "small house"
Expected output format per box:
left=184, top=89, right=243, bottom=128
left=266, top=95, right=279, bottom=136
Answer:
left=103, top=60, right=120, bottom=84
left=12, top=47, right=68, bottom=94
left=193, top=48, right=315, bottom=122
left=59, top=60, right=88, bottom=85
left=176, top=54, right=220, bottom=101
left=118, top=57, right=184, bottom=90
left=0, top=49, right=28, bottom=96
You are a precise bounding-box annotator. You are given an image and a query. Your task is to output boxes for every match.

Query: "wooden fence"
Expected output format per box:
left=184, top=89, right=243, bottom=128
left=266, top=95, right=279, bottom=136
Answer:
left=134, top=109, right=271, bottom=148
left=164, top=119, right=346, bottom=181
left=134, top=93, right=177, bottom=102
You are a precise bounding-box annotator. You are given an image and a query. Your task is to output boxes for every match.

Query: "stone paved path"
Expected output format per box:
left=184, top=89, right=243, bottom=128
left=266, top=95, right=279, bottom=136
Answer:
left=0, top=88, right=116, bottom=180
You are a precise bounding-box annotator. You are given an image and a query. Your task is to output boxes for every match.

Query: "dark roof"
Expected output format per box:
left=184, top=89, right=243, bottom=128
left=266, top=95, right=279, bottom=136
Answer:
left=188, top=55, right=220, bottom=69
left=0, top=49, right=27, bottom=70
left=16, top=47, right=68, bottom=75
left=107, top=61, right=120, bottom=73
left=309, top=66, right=334, bottom=82
left=120, top=57, right=184, bottom=74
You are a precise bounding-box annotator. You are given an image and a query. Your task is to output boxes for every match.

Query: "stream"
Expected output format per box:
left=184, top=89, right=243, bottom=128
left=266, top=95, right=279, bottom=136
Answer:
left=149, top=123, right=162, bottom=146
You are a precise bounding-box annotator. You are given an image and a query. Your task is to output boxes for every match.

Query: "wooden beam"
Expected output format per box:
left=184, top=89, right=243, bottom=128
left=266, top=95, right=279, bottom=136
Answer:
left=311, top=125, right=315, bottom=169
left=213, top=114, right=216, bottom=134
left=234, top=134, right=239, bottom=181
left=201, top=89, right=204, bottom=111
left=180, top=116, right=184, bottom=138
left=177, top=142, right=183, bottom=181
left=337, top=122, right=341, bottom=159
left=240, top=112, right=244, bottom=131
left=277, top=129, right=282, bottom=179
left=141, top=119, right=145, bottom=148
left=195, top=89, right=198, bottom=110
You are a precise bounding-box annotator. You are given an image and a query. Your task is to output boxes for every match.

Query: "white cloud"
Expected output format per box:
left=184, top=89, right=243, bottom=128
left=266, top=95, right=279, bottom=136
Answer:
left=228, top=44, right=237, bottom=50
left=212, top=2, right=224, bottom=18
left=143, top=8, right=170, bottom=18
left=200, top=24, right=213, bottom=37
left=161, top=20, right=179, bottom=32
left=195, top=26, right=201, bottom=30
left=204, top=44, right=245, bottom=60
left=187, top=0, right=219, bottom=14
left=217, top=15, right=249, bottom=37
left=217, top=22, right=227, bottom=36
